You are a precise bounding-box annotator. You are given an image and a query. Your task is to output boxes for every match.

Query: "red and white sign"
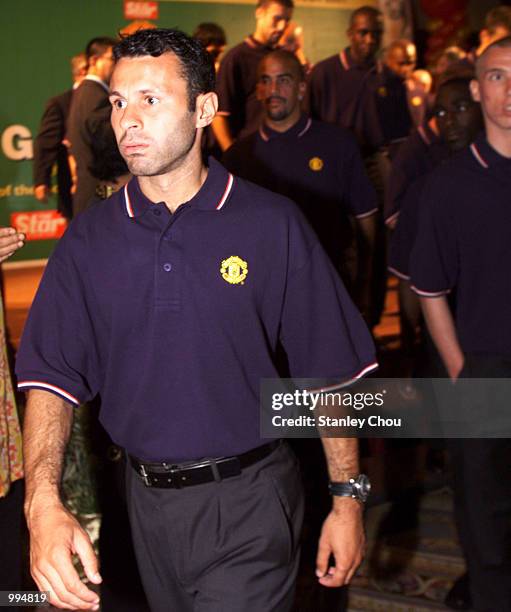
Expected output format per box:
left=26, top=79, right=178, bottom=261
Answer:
left=11, top=210, right=67, bottom=241
left=124, top=1, right=159, bottom=20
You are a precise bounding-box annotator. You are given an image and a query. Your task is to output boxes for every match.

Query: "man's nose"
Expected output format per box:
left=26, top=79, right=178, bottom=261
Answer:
left=119, top=104, right=140, bottom=130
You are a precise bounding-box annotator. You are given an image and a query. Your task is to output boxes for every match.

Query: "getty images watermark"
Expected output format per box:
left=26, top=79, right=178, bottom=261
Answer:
left=260, top=378, right=511, bottom=438
left=270, top=389, right=400, bottom=430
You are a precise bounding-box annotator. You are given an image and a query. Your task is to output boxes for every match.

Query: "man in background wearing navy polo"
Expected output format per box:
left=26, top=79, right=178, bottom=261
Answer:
left=212, top=0, right=293, bottom=151
left=17, top=28, right=377, bottom=611
left=410, top=37, right=511, bottom=611
left=223, top=49, right=377, bottom=318
left=307, top=5, right=382, bottom=129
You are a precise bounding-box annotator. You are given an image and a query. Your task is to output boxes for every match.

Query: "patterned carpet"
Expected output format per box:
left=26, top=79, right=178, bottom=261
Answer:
left=348, top=487, right=465, bottom=611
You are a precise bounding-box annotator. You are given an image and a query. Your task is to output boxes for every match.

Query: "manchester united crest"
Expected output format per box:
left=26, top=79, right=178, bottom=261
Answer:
left=309, top=157, right=324, bottom=172
left=220, top=255, right=248, bottom=285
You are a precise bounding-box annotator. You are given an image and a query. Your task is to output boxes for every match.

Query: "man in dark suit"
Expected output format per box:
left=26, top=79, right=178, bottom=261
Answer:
left=67, top=37, right=119, bottom=216
left=32, top=54, right=87, bottom=220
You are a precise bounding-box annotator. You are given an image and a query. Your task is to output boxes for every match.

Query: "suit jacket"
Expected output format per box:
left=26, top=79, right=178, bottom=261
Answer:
left=67, top=78, right=118, bottom=216
left=32, top=89, right=73, bottom=219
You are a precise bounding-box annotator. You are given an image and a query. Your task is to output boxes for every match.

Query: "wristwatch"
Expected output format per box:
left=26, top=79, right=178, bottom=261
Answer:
left=328, top=474, right=371, bottom=502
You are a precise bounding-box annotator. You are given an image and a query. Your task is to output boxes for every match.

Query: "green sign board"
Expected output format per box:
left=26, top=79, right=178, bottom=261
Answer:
left=1, top=0, right=353, bottom=262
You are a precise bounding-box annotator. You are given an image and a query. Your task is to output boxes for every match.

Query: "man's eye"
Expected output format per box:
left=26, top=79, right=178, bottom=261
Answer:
left=434, top=109, right=446, bottom=119
left=456, top=102, right=469, bottom=112
left=489, top=72, right=502, bottom=81
left=146, top=96, right=159, bottom=105
left=113, top=99, right=127, bottom=110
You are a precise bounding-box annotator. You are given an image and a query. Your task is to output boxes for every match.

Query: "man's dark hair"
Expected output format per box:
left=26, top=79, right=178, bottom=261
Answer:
left=350, top=5, right=381, bottom=27
left=85, top=37, right=118, bottom=64
left=259, top=49, right=305, bottom=81
left=485, top=6, right=511, bottom=36
left=436, top=75, right=474, bottom=94
left=256, top=0, right=294, bottom=11
left=113, top=28, right=215, bottom=111
left=192, top=22, right=226, bottom=48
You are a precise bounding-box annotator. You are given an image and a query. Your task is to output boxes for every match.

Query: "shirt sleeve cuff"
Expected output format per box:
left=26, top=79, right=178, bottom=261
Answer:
left=306, top=361, right=379, bottom=393
left=355, top=208, right=378, bottom=219
left=17, top=380, right=81, bottom=406
left=388, top=266, right=410, bottom=280
left=410, top=285, right=451, bottom=297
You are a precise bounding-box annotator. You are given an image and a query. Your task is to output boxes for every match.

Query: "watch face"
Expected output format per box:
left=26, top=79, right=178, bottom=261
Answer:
left=354, top=474, right=371, bottom=502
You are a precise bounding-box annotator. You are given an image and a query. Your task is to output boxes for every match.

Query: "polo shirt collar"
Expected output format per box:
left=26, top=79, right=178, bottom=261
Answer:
left=340, top=47, right=374, bottom=71
left=122, top=157, right=234, bottom=218
left=470, top=132, right=511, bottom=170
left=259, top=113, right=312, bottom=142
left=244, top=35, right=270, bottom=51
left=418, top=122, right=438, bottom=146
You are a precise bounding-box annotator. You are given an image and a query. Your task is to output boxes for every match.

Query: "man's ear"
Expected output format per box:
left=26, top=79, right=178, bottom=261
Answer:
left=470, top=78, right=481, bottom=103
left=298, top=81, right=306, bottom=101
left=195, top=92, right=218, bottom=128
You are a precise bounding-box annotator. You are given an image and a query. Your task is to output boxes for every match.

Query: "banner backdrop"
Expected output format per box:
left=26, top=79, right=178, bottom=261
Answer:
left=1, top=0, right=371, bottom=262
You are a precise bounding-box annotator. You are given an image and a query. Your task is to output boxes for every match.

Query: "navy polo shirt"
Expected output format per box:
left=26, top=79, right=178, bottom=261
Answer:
left=216, top=36, right=270, bottom=140
left=387, top=174, right=429, bottom=280
left=384, top=123, right=448, bottom=225
left=352, top=64, right=413, bottom=154
left=307, top=48, right=374, bottom=129
left=410, top=134, right=511, bottom=355
left=16, top=158, right=377, bottom=462
left=222, top=114, right=377, bottom=270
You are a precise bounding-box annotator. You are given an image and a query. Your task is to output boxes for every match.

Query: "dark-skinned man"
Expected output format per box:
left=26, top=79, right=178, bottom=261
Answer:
left=212, top=0, right=293, bottom=151
left=223, top=49, right=377, bottom=317
left=307, top=5, right=382, bottom=129
left=410, top=37, right=511, bottom=612
left=224, top=49, right=378, bottom=611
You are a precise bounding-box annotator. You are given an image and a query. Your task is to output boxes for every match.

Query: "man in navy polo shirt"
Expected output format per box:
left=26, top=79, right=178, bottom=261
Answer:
left=223, top=49, right=377, bottom=316
left=307, top=5, right=382, bottom=129
left=212, top=0, right=293, bottom=151
left=17, top=29, right=377, bottom=612
left=410, top=37, right=511, bottom=611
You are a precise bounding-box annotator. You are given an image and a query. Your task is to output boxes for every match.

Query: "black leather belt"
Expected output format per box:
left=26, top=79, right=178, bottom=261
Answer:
left=129, top=440, right=280, bottom=488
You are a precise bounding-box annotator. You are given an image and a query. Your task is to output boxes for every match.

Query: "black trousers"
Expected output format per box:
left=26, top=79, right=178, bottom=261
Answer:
left=0, top=479, right=24, bottom=591
left=448, top=353, right=511, bottom=612
left=126, top=442, right=304, bottom=612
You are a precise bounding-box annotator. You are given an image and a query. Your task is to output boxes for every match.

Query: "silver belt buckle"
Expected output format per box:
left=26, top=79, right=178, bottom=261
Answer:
left=139, top=463, right=151, bottom=487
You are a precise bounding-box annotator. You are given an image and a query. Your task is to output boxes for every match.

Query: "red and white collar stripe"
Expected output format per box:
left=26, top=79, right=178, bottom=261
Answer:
left=470, top=143, right=489, bottom=169
left=244, top=36, right=257, bottom=49
left=418, top=125, right=431, bottom=146
left=124, top=174, right=234, bottom=215
left=297, top=117, right=312, bottom=138
left=215, top=173, right=234, bottom=210
left=339, top=49, right=350, bottom=70
left=124, top=184, right=135, bottom=218
left=259, top=125, right=269, bottom=142
left=260, top=118, right=311, bottom=141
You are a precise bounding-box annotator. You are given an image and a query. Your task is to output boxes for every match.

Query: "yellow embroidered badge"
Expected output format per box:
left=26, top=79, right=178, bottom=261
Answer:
left=220, top=256, right=248, bottom=285
left=309, top=157, right=324, bottom=171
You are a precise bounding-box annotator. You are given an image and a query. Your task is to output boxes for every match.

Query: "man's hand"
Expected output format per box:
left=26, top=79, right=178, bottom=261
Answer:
left=0, top=226, right=25, bottom=262
left=34, top=184, right=49, bottom=203
left=316, top=498, right=365, bottom=587
left=27, top=502, right=102, bottom=610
